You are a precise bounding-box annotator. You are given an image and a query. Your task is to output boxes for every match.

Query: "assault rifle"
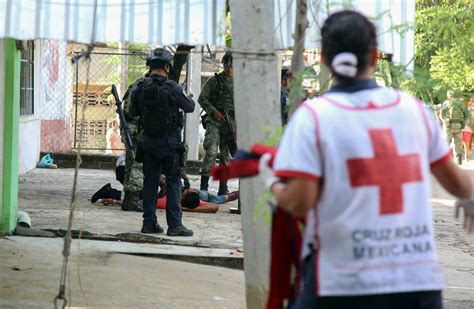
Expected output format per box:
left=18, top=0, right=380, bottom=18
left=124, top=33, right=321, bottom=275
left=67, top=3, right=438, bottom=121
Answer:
left=223, top=106, right=238, bottom=157
left=111, top=84, right=135, bottom=157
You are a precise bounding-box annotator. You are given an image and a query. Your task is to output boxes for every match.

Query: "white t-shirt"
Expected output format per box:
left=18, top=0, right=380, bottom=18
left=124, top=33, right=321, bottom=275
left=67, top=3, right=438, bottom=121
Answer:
left=274, top=86, right=449, bottom=296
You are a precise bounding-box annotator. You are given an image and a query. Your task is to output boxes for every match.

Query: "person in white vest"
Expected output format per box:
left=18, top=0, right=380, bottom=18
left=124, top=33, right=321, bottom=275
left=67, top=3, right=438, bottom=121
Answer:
left=259, top=10, right=474, bottom=309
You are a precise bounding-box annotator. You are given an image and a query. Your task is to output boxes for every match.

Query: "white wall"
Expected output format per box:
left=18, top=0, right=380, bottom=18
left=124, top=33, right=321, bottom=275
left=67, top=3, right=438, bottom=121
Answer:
left=18, top=40, right=41, bottom=174
left=0, top=39, right=5, bottom=213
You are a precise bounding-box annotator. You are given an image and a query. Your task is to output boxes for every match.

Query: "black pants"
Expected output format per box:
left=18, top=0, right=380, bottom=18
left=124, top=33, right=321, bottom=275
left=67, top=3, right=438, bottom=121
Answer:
left=292, top=253, right=443, bottom=309
left=141, top=135, right=182, bottom=228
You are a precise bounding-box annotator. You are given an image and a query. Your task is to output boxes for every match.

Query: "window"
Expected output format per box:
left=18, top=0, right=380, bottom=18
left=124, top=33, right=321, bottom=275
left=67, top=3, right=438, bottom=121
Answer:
left=20, top=41, right=34, bottom=115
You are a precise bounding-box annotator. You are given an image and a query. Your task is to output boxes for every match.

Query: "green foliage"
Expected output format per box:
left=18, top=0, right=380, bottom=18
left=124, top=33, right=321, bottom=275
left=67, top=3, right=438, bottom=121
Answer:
left=261, top=126, right=285, bottom=147
left=401, top=0, right=473, bottom=103
left=101, top=43, right=150, bottom=87
left=288, top=71, right=306, bottom=108
left=253, top=190, right=274, bottom=226
left=224, top=12, right=232, bottom=48
left=430, top=46, right=474, bottom=95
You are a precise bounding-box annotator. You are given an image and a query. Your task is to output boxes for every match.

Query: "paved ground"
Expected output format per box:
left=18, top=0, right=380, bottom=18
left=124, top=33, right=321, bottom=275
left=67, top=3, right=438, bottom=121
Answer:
left=0, top=236, right=245, bottom=309
left=18, top=168, right=242, bottom=249
left=0, top=164, right=472, bottom=308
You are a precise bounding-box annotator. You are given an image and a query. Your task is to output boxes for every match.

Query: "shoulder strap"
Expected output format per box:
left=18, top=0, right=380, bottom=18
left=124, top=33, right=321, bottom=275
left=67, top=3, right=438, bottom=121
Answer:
left=211, top=73, right=221, bottom=105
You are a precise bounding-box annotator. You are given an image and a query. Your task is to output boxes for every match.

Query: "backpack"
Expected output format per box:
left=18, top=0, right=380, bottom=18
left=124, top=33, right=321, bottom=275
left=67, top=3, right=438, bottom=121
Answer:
left=136, top=76, right=179, bottom=136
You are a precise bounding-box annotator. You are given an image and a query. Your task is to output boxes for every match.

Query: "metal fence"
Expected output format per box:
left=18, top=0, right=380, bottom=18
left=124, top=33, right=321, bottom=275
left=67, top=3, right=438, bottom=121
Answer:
left=40, top=40, right=149, bottom=155
left=72, top=50, right=148, bottom=154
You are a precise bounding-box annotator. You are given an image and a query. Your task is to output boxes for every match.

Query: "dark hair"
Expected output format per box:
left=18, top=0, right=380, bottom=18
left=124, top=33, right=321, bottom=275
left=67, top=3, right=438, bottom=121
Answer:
left=321, top=10, right=377, bottom=82
left=182, top=190, right=200, bottom=209
left=222, top=51, right=232, bottom=67
left=148, top=59, right=168, bottom=70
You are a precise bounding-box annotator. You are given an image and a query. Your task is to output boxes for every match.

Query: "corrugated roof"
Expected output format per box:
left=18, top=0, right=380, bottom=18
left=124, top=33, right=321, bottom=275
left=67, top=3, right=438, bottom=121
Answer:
left=0, top=0, right=414, bottom=69
left=0, top=0, right=227, bottom=46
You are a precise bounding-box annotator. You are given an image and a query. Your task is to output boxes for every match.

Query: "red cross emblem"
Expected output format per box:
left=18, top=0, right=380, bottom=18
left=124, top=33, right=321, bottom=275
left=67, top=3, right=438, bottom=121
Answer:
left=347, top=129, right=422, bottom=215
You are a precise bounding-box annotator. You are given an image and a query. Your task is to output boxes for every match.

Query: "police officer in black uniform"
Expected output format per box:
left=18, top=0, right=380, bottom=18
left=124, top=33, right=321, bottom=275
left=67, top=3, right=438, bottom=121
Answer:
left=129, top=48, right=195, bottom=236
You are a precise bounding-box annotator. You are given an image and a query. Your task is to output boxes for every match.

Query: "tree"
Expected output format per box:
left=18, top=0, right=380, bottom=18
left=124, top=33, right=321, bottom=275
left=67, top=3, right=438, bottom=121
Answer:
left=401, top=0, right=473, bottom=105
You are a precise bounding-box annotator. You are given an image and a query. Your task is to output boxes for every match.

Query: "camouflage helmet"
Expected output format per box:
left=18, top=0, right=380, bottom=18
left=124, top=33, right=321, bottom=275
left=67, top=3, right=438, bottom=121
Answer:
left=146, top=48, right=173, bottom=67
left=221, top=51, right=232, bottom=66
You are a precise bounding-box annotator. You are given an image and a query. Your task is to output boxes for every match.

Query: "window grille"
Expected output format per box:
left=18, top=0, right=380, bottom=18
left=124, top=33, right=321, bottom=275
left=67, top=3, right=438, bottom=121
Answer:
left=20, top=41, right=35, bottom=116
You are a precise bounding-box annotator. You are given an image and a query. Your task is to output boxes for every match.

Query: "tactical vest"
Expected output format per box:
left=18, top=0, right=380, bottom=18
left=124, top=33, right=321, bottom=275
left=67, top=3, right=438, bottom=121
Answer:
left=136, top=76, right=181, bottom=137
left=211, top=73, right=234, bottom=115
left=446, top=101, right=463, bottom=123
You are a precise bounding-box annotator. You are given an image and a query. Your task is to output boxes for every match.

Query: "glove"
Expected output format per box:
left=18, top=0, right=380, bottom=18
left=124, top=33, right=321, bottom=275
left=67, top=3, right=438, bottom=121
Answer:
left=455, top=198, right=474, bottom=233
left=183, top=177, right=191, bottom=190
left=258, top=153, right=279, bottom=190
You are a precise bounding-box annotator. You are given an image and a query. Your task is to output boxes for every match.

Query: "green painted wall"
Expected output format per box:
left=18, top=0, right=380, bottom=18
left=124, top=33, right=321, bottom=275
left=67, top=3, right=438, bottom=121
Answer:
left=1, top=39, right=20, bottom=234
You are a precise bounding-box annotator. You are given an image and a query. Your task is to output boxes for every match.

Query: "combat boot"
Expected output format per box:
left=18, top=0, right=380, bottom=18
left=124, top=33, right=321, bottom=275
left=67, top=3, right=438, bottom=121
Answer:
left=122, top=191, right=144, bottom=212
left=200, top=176, right=209, bottom=191
left=457, top=155, right=463, bottom=165
left=218, top=180, right=229, bottom=196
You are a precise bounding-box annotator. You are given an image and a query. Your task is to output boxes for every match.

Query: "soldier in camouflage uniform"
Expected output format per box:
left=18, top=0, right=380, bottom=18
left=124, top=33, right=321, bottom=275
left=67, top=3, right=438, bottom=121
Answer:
left=119, top=76, right=148, bottom=212
left=198, top=52, right=234, bottom=195
left=439, top=90, right=471, bottom=165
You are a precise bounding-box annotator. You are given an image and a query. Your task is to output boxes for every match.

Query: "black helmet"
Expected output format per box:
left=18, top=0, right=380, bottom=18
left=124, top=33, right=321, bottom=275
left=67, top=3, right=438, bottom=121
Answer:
left=221, top=51, right=232, bottom=66
left=146, top=48, right=173, bottom=67
left=281, top=67, right=290, bottom=79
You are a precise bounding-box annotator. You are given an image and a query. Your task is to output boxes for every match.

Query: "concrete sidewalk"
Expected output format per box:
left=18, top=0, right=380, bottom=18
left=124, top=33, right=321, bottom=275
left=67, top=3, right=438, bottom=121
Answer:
left=6, top=168, right=246, bottom=308
left=0, top=236, right=245, bottom=309
left=18, top=168, right=243, bottom=250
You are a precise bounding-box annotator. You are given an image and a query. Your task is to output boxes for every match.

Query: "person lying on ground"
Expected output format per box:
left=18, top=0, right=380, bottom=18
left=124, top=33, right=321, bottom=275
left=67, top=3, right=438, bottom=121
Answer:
left=92, top=175, right=239, bottom=213
left=99, top=186, right=239, bottom=212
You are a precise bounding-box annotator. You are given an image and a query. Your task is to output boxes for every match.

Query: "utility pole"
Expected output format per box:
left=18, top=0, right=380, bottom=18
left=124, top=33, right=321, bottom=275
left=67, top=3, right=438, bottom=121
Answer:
left=185, top=47, right=201, bottom=160
left=230, top=1, right=281, bottom=308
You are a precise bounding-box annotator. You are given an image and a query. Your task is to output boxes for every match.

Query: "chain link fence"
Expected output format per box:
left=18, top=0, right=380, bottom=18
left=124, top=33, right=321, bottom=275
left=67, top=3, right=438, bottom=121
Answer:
left=40, top=40, right=150, bottom=155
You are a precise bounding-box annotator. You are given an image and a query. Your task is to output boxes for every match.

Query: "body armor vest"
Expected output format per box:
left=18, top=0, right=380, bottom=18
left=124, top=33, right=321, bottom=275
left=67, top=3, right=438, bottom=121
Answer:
left=136, top=76, right=180, bottom=136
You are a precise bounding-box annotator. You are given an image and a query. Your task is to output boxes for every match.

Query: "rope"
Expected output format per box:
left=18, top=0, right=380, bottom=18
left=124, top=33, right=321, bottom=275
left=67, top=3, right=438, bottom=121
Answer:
left=53, top=46, right=94, bottom=309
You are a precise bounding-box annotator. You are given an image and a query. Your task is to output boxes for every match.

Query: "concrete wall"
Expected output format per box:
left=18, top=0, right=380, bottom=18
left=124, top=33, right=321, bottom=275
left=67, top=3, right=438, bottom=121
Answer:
left=18, top=40, right=41, bottom=174
left=18, top=116, right=41, bottom=173
left=40, top=40, right=73, bottom=153
left=0, top=39, right=5, bottom=220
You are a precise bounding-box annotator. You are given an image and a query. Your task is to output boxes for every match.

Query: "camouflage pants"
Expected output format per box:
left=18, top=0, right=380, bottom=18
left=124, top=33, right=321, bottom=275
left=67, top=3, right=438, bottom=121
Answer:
left=444, top=124, right=463, bottom=157
left=123, top=145, right=144, bottom=193
left=200, top=121, right=231, bottom=177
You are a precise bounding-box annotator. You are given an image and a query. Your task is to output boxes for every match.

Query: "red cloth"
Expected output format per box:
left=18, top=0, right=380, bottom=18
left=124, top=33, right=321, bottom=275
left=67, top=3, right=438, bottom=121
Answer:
left=211, top=144, right=278, bottom=181
left=212, top=144, right=304, bottom=307
left=156, top=196, right=206, bottom=209
left=267, top=208, right=303, bottom=309
left=462, top=130, right=472, bottom=144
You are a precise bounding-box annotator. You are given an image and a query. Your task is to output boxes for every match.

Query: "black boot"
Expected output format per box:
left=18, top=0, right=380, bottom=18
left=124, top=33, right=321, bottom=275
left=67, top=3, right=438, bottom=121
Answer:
left=122, top=191, right=144, bottom=212
left=218, top=181, right=228, bottom=196
left=457, top=155, right=463, bottom=165
left=91, top=183, right=111, bottom=203
left=200, top=176, right=209, bottom=191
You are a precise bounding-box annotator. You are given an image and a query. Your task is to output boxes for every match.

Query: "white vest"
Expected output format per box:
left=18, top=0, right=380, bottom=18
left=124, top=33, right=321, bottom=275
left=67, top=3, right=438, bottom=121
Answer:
left=274, top=87, right=449, bottom=296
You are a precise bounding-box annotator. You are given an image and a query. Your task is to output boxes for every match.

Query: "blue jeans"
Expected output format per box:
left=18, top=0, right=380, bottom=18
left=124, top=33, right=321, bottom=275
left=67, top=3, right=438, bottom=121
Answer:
left=142, top=135, right=182, bottom=228
left=197, top=189, right=226, bottom=204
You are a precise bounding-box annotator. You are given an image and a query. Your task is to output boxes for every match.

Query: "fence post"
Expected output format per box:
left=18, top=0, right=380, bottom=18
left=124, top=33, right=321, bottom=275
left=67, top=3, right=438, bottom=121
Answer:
left=185, top=47, right=202, bottom=161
